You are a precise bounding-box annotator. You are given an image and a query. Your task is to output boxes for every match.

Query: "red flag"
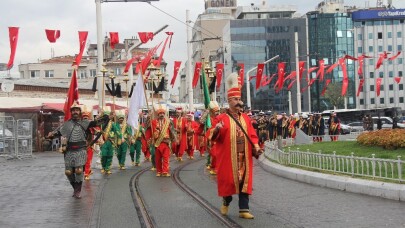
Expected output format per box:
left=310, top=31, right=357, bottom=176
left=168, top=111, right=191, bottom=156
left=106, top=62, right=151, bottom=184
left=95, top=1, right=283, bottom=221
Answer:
left=155, top=35, right=170, bottom=67
left=123, top=56, right=140, bottom=74
left=261, top=75, right=268, bottom=87
left=357, top=56, right=364, bottom=77
left=357, top=79, right=365, bottom=97
left=45, top=29, right=60, bottom=43
left=165, top=32, right=174, bottom=48
left=63, top=69, right=79, bottom=121
left=265, top=73, right=277, bottom=86
left=216, top=63, right=224, bottom=89
left=249, top=76, right=256, bottom=80
left=321, top=79, right=332, bottom=96
left=277, top=62, right=286, bottom=90
left=394, top=76, right=402, bottom=84
left=238, top=63, right=245, bottom=87
left=170, top=61, right=182, bottom=87
left=109, top=32, right=119, bottom=49
left=339, top=57, right=349, bottom=96
left=376, top=78, right=382, bottom=97
left=389, top=51, right=401, bottom=61
left=316, top=59, right=325, bottom=82
left=255, top=63, right=264, bottom=89
left=344, top=55, right=358, bottom=61
left=326, top=61, right=339, bottom=74
left=299, top=61, right=305, bottom=81
left=308, top=78, right=316, bottom=86
left=376, top=51, right=389, bottom=70
left=73, top=31, right=88, bottom=67
left=7, top=27, right=19, bottom=70
left=141, top=42, right=162, bottom=74
left=192, top=62, right=202, bottom=88
left=138, top=32, right=154, bottom=43
left=306, top=66, right=318, bottom=81
left=283, top=71, right=297, bottom=82
left=287, top=79, right=296, bottom=90
left=342, top=78, right=349, bottom=96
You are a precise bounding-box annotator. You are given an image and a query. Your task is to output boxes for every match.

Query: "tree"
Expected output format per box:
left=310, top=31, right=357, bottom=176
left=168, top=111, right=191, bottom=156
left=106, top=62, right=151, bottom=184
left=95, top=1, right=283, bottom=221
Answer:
left=324, top=82, right=344, bottom=109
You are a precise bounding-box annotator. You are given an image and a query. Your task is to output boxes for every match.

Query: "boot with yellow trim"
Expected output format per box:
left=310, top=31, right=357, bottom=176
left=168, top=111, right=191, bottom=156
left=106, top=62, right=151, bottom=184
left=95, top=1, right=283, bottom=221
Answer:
left=220, top=197, right=232, bottom=215
left=239, top=211, right=254, bottom=219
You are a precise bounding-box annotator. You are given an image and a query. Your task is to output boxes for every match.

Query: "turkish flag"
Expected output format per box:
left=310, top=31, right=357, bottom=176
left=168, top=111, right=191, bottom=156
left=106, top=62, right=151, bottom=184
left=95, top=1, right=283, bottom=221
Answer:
left=155, top=35, right=171, bottom=67
left=357, top=56, right=364, bottom=77
left=283, top=71, right=297, bottom=82
left=326, top=61, right=339, bottom=74
left=316, top=59, right=325, bottom=82
left=123, top=56, right=140, bottom=74
left=344, top=55, right=358, bottom=61
left=306, top=66, right=318, bottom=81
left=299, top=61, right=305, bottom=81
left=321, top=79, right=332, bottom=96
left=287, top=79, right=296, bottom=90
left=74, top=31, right=88, bottom=67
left=109, top=32, right=119, bottom=49
left=45, top=29, right=60, bottom=43
left=356, top=79, right=365, bottom=97
left=276, top=62, right=286, bottom=90
left=339, top=57, right=349, bottom=96
left=138, top=32, right=154, bottom=43
left=7, top=27, right=19, bottom=70
left=255, top=63, right=264, bottom=89
left=394, top=76, right=402, bottom=84
left=141, top=42, right=162, bottom=74
left=376, top=51, right=389, bottom=70
left=389, top=51, right=401, bottom=61
left=376, top=78, right=382, bottom=97
left=216, top=63, right=224, bottom=89
left=192, top=62, right=202, bottom=88
left=170, top=61, right=182, bottom=87
left=238, top=63, right=245, bottom=87
left=165, top=31, right=174, bottom=48
left=63, top=69, right=79, bottom=121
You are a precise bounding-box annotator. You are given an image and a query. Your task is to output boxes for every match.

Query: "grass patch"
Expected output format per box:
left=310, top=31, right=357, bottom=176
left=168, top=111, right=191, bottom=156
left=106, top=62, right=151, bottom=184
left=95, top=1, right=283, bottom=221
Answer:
left=288, top=141, right=405, bottom=160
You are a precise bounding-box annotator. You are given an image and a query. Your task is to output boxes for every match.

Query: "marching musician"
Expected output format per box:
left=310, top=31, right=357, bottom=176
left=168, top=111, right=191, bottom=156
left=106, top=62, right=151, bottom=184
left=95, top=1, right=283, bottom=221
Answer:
left=328, top=112, right=341, bottom=141
left=116, top=110, right=132, bottom=170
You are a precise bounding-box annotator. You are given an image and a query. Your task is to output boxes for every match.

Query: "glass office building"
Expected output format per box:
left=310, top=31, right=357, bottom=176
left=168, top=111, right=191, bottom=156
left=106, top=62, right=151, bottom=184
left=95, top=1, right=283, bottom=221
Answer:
left=307, top=11, right=355, bottom=111
left=223, top=14, right=308, bottom=113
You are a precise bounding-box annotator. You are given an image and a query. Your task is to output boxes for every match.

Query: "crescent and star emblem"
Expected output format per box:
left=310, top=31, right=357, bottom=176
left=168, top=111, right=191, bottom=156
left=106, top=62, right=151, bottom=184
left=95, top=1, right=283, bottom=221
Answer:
left=12, top=36, right=16, bottom=41
left=218, top=69, right=223, bottom=75
left=258, top=69, right=262, bottom=75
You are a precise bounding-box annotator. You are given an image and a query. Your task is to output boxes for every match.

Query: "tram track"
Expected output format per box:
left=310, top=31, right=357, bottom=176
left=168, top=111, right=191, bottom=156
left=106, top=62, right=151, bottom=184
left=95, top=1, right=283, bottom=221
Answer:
left=130, top=157, right=242, bottom=228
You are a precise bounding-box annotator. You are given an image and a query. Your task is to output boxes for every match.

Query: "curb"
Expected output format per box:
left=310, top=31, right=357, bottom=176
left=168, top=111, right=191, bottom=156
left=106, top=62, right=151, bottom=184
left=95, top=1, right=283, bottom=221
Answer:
left=258, top=154, right=405, bottom=201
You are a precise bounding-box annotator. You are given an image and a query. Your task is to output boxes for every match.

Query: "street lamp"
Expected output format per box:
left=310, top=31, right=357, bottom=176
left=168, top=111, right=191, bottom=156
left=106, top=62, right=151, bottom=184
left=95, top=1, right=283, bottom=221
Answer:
left=245, top=55, right=280, bottom=109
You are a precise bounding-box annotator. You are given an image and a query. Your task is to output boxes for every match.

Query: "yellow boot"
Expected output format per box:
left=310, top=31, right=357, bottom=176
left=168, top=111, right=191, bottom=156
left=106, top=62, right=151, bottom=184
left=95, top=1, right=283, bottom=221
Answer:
left=220, top=205, right=229, bottom=215
left=239, top=212, right=254, bottom=219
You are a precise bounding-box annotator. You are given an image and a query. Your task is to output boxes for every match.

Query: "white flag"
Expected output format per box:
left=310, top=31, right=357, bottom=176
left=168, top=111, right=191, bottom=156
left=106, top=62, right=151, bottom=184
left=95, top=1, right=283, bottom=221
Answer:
left=127, top=73, right=146, bottom=132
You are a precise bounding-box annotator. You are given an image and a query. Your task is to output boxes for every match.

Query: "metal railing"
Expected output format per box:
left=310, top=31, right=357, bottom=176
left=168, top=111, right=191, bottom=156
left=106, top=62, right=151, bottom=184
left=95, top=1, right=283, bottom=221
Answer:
left=265, top=142, right=404, bottom=183
left=0, top=117, right=32, bottom=159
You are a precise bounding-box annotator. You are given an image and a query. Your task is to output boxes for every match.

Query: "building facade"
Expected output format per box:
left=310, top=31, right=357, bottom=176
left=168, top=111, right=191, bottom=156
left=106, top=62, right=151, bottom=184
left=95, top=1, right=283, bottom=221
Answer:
left=222, top=4, right=308, bottom=113
left=352, top=8, right=405, bottom=110
left=307, top=0, right=356, bottom=112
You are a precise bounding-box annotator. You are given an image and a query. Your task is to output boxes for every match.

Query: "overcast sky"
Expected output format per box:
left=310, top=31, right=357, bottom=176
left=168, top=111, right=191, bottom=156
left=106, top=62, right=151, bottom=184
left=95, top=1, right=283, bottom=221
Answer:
left=1, top=0, right=404, bottom=82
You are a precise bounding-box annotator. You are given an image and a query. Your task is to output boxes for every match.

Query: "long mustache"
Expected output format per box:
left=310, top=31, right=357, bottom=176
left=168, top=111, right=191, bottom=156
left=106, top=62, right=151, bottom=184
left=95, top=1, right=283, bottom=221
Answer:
left=235, top=102, right=244, bottom=108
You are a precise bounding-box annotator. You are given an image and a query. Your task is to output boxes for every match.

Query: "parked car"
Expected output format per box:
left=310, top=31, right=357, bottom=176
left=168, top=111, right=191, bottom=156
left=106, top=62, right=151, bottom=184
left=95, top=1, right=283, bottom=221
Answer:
left=347, top=122, right=364, bottom=132
left=372, top=116, right=405, bottom=129
left=399, top=116, right=405, bottom=124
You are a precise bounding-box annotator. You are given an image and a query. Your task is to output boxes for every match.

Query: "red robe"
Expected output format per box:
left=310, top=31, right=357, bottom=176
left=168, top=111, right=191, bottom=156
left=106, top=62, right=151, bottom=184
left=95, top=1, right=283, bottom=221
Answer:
left=173, top=117, right=187, bottom=156
left=213, top=112, right=259, bottom=196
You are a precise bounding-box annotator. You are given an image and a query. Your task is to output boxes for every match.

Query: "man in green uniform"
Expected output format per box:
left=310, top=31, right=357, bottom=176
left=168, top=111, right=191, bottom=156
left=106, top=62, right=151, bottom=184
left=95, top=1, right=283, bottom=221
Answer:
left=116, top=110, right=132, bottom=170
left=100, top=107, right=121, bottom=174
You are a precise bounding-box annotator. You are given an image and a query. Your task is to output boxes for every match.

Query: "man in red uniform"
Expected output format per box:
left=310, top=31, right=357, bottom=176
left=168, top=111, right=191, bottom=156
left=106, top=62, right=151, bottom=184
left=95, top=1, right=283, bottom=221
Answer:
left=172, top=108, right=187, bottom=161
left=185, top=112, right=198, bottom=159
left=212, top=72, right=263, bottom=219
left=151, top=104, right=177, bottom=177
left=205, top=101, right=220, bottom=175
left=82, top=106, right=100, bottom=181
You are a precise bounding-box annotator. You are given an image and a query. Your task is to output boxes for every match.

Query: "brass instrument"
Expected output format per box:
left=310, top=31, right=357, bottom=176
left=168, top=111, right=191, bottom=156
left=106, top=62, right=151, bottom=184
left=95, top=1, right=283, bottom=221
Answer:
left=199, top=110, right=209, bottom=124
left=282, top=118, right=288, bottom=128
left=117, top=118, right=127, bottom=146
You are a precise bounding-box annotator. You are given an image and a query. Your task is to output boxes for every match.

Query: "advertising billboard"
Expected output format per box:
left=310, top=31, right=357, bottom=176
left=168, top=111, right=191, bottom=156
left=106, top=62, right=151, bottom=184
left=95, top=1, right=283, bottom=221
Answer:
left=352, top=9, right=405, bottom=21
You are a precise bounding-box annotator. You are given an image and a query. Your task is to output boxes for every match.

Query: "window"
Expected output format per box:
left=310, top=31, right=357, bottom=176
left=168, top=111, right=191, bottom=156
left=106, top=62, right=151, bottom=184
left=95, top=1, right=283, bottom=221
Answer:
left=390, top=97, right=394, bottom=103
left=378, top=46, right=383, bottom=52
left=358, top=47, right=363, bottom=53
left=369, top=33, right=373, bottom=39
left=389, top=71, right=394, bottom=77
left=45, top=70, right=54, bottom=78
left=67, top=70, right=73, bottom=78
left=388, top=45, right=393, bottom=52
left=379, top=72, right=384, bottom=78
left=90, top=69, right=97, bottom=77
left=369, top=58, right=374, bottom=65
left=380, top=85, right=384, bottom=91
left=369, top=46, right=373, bottom=52
left=378, top=32, right=382, bottom=39
left=389, top=84, right=394, bottom=90
left=337, top=31, right=343, bottom=37
left=78, top=70, right=87, bottom=79
left=370, top=85, right=374, bottom=91
left=371, top=98, right=375, bottom=104
left=114, top=68, right=122, bottom=76
left=388, top=32, right=392, bottom=38
left=358, top=34, right=362, bottom=40
left=400, top=97, right=404, bottom=103
left=360, top=99, right=364, bottom=105
left=398, top=58, right=403, bottom=64
left=380, top=98, right=384, bottom=104
left=398, top=45, right=403, bottom=51
left=399, top=71, right=403, bottom=76
left=370, top=72, right=374, bottom=78
left=30, top=70, right=40, bottom=78
left=400, top=84, right=404, bottom=90
left=398, top=31, right=402, bottom=38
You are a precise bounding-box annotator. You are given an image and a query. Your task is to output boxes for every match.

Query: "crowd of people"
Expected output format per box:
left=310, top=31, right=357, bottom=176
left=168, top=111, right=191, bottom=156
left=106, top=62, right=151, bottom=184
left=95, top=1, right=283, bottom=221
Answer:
left=47, top=72, right=264, bottom=219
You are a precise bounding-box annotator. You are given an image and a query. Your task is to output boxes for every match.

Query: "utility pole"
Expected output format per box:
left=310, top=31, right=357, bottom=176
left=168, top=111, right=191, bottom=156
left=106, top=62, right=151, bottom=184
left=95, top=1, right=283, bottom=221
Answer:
left=186, top=10, right=194, bottom=111
left=95, top=0, right=104, bottom=109
left=295, top=32, right=301, bottom=114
